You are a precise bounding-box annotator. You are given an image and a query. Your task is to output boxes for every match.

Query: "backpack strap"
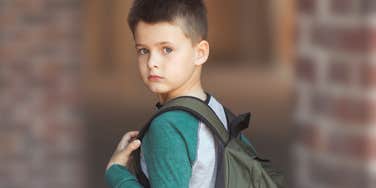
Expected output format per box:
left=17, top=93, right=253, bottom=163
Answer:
left=223, top=106, right=236, bottom=126
left=132, top=96, right=250, bottom=187
left=157, top=96, right=230, bottom=143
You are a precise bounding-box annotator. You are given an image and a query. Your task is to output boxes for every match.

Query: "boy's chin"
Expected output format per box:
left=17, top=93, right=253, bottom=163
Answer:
left=147, top=86, right=170, bottom=94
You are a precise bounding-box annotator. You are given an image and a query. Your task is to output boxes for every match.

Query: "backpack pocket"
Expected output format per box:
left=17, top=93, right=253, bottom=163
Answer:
left=223, top=139, right=280, bottom=188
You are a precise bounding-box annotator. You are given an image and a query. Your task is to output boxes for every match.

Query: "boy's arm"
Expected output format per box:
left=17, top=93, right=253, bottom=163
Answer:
left=105, top=164, right=142, bottom=188
left=105, top=111, right=198, bottom=188
left=142, top=111, right=198, bottom=188
left=105, top=131, right=142, bottom=188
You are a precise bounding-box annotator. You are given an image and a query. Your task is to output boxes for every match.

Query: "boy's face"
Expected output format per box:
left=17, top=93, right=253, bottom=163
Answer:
left=134, top=21, right=202, bottom=95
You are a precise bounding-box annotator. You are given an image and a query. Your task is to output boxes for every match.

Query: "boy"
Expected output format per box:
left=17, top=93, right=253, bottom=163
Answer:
left=105, top=0, right=252, bottom=187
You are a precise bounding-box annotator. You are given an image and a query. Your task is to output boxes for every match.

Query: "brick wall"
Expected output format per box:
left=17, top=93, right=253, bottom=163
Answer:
left=294, top=0, right=376, bottom=187
left=0, top=0, right=86, bottom=187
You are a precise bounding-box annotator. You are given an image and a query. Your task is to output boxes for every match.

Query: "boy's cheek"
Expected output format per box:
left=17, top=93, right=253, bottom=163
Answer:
left=138, top=70, right=148, bottom=84
left=138, top=64, right=147, bottom=75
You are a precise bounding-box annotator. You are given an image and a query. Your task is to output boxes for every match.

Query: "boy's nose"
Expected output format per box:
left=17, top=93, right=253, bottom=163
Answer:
left=147, top=53, right=161, bottom=69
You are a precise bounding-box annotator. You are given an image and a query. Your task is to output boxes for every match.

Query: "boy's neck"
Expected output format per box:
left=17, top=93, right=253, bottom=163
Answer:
left=157, top=81, right=206, bottom=105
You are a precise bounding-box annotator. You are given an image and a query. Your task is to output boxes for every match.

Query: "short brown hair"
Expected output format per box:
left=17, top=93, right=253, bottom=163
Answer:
left=127, top=0, right=208, bottom=43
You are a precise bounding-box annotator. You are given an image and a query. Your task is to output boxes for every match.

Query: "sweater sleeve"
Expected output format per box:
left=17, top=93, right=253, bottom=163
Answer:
left=105, top=164, right=142, bottom=188
left=142, top=110, right=199, bottom=188
left=104, top=110, right=199, bottom=188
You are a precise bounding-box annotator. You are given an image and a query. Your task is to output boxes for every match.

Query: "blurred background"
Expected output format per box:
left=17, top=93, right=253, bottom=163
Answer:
left=1, top=0, right=375, bottom=188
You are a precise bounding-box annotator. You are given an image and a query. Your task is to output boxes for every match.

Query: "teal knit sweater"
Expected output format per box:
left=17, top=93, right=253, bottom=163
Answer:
left=105, top=110, right=251, bottom=188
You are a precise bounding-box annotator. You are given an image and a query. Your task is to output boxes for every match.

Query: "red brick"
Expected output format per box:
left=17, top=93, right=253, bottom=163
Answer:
left=298, top=0, right=316, bottom=15
left=313, top=24, right=376, bottom=54
left=311, top=92, right=333, bottom=115
left=370, top=138, right=376, bottom=160
left=358, top=63, right=376, bottom=88
left=297, top=124, right=325, bottom=151
left=330, top=0, right=360, bottom=16
left=331, top=0, right=376, bottom=16
left=327, top=131, right=375, bottom=160
left=328, top=60, right=352, bottom=85
left=309, top=156, right=370, bottom=188
left=0, top=0, right=84, bottom=188
left=360, top=0, right=376, bottom=15
left=311, top=92, right=376, bottom=123
left=0, top=130, right=28, bottom=159
left=295, top=0, right=376, bottom=187
left=295, top=55, right=317, bottom=83
left=331, top=96, right=376, bottom=124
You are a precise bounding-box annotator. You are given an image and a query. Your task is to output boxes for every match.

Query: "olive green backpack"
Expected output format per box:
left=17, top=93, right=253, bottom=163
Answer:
left=133, top=96, right=284, bottom=188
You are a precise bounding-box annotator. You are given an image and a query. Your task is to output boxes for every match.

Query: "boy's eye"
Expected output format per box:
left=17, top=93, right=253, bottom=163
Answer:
left=137, top=48, right=149, bottom=55
left=162, top=47, right=173, bottom=54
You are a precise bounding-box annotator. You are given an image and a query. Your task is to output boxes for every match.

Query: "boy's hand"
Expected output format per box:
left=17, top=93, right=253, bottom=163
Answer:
left=106, top=131, right=141, bottom=171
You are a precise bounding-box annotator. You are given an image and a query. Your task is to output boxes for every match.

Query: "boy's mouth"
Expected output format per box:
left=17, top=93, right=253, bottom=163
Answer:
left=148, top=75, right=163, bottom=81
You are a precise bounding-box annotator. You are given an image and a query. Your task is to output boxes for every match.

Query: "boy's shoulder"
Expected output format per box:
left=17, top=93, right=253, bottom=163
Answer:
left=145, top=109, right=199, bottom=161
left=150, top=93, right=222, bottom=126
left=151, top=110, right=199, bottom=128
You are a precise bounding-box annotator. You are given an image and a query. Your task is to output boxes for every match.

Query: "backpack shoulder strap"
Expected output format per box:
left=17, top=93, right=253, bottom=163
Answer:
left=223, top=106, right=236, bottom=125
left=161, top=96, right=230, bottom=143
left=139, top=96, right=230, bottom=144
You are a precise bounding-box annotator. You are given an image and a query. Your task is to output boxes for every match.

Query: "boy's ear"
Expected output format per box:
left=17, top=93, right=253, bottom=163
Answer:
left=194, top=40, right=209, bottom=66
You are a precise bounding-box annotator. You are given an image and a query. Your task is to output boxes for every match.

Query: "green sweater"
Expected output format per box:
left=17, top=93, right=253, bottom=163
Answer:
left=105, top=110, right=251, bottom=188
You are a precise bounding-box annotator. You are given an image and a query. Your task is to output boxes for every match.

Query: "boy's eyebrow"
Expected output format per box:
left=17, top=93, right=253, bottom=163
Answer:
left=135, top=41, right=174, bottom=48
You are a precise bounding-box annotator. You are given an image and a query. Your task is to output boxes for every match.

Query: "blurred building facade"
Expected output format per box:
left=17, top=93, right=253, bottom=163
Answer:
left=0, top=0, right=86, bottom=187
left=294, top=0, right=376, bottom=187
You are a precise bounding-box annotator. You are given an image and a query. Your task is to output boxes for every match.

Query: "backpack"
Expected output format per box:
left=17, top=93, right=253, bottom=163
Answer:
left=132, top=96, right=285, bottom=188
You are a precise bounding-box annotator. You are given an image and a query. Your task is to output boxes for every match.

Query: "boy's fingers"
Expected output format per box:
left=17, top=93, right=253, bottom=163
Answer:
left=122, top=131, right=139, bottom=142
left=121, top=139, right=141, bottom=156
left=126, top=131, right=140, bottom=138
left=117, top=131, right=140, bottom=150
